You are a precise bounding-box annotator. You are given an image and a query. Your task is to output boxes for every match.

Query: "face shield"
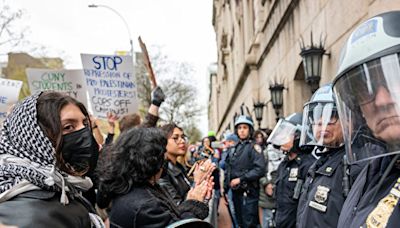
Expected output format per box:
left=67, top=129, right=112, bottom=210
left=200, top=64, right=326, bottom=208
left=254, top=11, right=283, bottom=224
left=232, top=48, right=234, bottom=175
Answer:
left=300, top=102, right=344, bottom=149
left=334, top=53, right=400, bottom=164
left=267, top=119, right=297, bottom=147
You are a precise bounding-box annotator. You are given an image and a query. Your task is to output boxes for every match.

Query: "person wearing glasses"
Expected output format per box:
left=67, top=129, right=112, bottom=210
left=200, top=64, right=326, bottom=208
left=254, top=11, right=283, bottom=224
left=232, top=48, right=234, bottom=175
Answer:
left=224, top=115, right=266, bottom=227
left=159, top=123, right=215, bottom=206
left=296, top=84, right=347, bottom=228
left=332, top=11, right=400, bottom=228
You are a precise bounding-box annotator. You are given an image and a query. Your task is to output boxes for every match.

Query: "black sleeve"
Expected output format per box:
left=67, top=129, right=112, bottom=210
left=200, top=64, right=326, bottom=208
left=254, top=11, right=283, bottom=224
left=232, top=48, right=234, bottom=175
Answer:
left=135, top=199, right=177, bottom=227
left=158, top=177, right=184, bottom=205
left=178, top=200, right=209, bottom=220
left=240, top=147, right=266, bottom=182
left=104, top=133, right=114, bottom=145
left=140, top=112, right=159, bottom=128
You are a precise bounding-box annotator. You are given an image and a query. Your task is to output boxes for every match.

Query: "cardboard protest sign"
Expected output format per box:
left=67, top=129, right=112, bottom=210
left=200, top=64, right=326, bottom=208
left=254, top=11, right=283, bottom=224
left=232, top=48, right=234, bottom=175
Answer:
left=26, top=68, right=88, bottom=107
left=80, top=54, right=137, bottom=119
left=0, top=78, right=23, bottom=122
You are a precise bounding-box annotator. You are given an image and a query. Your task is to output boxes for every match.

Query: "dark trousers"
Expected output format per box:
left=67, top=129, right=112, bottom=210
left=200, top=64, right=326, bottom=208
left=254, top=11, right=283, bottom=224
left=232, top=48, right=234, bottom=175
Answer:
left=232, top=187, right=259, bottom=228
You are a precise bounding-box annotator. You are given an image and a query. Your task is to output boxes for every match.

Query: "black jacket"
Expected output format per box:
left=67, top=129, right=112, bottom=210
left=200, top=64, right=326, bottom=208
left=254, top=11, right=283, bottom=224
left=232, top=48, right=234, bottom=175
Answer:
left=109, top=183, right=209, bottom=228
left=158, top=161, right=191, bottom=205
left=338, top=156, right=400, bottom=228
left=0, top=190, right=91, bottom=228
left=274, top=152, right=316, bottom=228
left=296, top=148, right=346, bottom=228
left=224, top=140, right=266, bottom=191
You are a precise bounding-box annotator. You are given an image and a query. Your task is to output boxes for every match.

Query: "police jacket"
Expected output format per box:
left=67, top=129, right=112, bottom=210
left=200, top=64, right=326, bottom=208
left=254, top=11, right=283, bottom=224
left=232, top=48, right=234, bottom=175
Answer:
left=158, top=160, right=191, bottom=205
left=296, top=147, right=346, bottom=228
left=274, top=152, right=316, bottom=228
left=224, top=139, right=266, bottom=191
left=337, top=156, right=400, bottom=228
left=109, top=183, right=209, bottom=228
left=0, top=190, right=91, bottom=228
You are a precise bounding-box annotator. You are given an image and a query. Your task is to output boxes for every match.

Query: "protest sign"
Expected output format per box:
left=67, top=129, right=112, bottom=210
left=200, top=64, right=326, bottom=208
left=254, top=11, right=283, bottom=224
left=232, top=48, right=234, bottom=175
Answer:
left=81, top=54, right=137, bottom=119
left=0, top=78, right=23, bottom=122
left=26, top=68, right=88, bottom=107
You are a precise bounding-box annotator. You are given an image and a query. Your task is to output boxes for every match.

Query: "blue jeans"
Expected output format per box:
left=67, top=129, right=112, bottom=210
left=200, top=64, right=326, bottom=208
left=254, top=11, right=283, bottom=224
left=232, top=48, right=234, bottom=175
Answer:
left=260, top=208, right=273, bottom=228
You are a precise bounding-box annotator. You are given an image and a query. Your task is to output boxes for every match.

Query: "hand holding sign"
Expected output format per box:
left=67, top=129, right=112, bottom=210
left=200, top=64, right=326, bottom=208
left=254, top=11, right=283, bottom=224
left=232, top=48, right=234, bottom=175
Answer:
left=138, top=36, right=157, bottom=88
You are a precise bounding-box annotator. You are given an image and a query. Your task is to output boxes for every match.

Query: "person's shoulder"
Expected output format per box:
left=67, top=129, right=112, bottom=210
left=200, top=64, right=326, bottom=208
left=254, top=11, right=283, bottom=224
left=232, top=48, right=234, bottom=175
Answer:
left=0, top=190, right=91, bottom=227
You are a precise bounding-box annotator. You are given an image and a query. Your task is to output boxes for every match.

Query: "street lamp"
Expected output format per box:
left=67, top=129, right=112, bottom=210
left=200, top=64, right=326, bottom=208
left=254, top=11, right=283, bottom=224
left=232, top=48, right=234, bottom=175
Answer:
left=269, top=83, right=285, bottom=122
left=253, top=101, right=265, bottom=129
left=88, top=4, right=134, bottom=57
left=299, top=32, right=329, bottom=93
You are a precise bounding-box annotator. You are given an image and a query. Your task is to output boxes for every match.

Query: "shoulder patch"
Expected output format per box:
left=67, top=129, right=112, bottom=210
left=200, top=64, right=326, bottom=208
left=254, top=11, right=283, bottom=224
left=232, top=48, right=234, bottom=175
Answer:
left=254, top=144, right=262, bottom=153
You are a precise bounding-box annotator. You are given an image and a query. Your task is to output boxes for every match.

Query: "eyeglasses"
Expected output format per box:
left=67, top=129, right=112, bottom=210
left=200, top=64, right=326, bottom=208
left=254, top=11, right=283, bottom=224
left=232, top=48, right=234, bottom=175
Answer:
left=170, top=134, right=188, bottom=144
left=309, top=110, right=339, bottom=125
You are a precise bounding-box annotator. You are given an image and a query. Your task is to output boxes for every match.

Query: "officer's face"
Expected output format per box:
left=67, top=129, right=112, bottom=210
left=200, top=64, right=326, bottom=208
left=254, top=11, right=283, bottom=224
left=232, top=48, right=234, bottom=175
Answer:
left=166, top=127, right=187, bottom=156
left=361, top=85, right=400, bottom=143
left=237, top=124, right=250, bottom=139
left=313, top=118, right=344, bottom=147
left=280, top=135, right=294, bottom=152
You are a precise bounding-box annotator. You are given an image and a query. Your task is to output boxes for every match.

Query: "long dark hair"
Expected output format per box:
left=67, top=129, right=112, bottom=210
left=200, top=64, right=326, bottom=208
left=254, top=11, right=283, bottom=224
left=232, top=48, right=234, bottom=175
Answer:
left=97, top=127, right=167, bottom=196
left=161, top=122, right=183, bottom=138
left=36, top=91, right=91, bottom=175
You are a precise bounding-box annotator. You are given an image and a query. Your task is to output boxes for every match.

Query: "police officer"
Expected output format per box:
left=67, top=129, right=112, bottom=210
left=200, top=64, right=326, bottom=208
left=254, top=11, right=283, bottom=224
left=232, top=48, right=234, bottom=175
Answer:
left=267, top=113, right=316, bottom=228
left=224, top=115, right=266, bottom=228
left=296, top=84, right=347, bottom=228
left=333, top=11, right=400, bottom=228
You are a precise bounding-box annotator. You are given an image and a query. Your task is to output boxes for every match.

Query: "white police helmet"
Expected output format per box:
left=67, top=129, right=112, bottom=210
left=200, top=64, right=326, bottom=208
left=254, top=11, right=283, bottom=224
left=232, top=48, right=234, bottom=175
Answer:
left=267, top=113, right=303, bottom=146
left=333, top=11, right=400, bottom=164
left=234, top=115, right=254, bottom=128
left=300, top=83, right=343, bottom=150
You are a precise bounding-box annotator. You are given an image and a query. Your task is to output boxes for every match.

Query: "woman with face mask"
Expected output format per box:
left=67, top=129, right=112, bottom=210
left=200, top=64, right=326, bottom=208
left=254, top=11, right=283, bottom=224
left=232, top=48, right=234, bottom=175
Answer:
left=97, top=127, right=213, bottom=227
left=0, top=92, right=103, bottom=228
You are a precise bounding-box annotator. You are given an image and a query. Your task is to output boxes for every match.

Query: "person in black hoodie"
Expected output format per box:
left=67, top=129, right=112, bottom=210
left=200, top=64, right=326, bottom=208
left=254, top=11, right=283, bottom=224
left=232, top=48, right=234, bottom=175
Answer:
left=96, top=127, right=213, bottom=228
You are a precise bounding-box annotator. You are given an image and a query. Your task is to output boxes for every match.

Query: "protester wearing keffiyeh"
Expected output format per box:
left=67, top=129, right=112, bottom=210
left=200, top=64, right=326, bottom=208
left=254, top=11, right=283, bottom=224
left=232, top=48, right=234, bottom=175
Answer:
left=0, top=92, right=104, bottom=228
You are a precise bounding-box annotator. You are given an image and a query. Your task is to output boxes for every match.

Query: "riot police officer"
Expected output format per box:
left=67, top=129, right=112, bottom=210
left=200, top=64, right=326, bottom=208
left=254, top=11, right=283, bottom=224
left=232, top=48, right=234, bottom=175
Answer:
left=296, top=84, right=347, bottom=228
left=267, top=113, right=316, bottom=228
left=333, top=11, right=400, bottom=228
left=224, top=115, right=266, bottom=228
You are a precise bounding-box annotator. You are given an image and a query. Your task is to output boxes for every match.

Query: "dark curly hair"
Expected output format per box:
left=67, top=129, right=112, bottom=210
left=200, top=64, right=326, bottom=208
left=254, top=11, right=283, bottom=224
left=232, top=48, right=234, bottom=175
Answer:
left=97, top=127, right=167, bottom=198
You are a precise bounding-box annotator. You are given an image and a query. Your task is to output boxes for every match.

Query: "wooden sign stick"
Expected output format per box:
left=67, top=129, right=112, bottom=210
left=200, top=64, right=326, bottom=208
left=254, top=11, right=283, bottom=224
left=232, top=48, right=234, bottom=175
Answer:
left=138, top=36, right=157, bottom=88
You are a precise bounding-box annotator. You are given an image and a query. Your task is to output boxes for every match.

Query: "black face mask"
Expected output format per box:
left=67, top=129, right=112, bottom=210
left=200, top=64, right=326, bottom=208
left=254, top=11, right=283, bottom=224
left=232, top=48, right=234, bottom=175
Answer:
left=61, top=126, right=99, bottom=176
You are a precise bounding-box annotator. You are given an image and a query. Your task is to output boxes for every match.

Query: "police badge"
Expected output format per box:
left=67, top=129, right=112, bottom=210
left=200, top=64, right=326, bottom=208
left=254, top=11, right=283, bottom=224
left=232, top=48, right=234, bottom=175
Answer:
left=309, top=185, right=330, bottom=212
left=315, top=185, right=330, bottom=203
left=288, top=168, right=298, bottom=181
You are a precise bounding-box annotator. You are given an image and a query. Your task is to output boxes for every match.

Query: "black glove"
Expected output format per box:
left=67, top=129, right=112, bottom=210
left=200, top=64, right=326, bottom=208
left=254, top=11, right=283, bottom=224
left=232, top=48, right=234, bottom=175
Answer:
left=151, top=86, right=165, bottom=107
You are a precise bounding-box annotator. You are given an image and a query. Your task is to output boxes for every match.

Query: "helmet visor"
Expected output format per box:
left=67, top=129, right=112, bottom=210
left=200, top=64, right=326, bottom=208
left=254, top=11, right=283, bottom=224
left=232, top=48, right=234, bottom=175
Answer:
left=334, top=53, right=400, bottom=164
left=300, top=102, right=343, bottom=148
left=267, top=119, right=297, bottom=146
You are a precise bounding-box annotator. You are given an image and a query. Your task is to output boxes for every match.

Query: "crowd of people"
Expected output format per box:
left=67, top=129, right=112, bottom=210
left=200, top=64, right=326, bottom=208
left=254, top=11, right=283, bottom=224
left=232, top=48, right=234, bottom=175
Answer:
left=0, top=10, right=400, bottom=228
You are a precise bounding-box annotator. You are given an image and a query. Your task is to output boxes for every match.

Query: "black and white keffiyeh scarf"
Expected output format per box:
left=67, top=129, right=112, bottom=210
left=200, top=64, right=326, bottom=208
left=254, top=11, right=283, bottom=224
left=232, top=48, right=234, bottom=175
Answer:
left=0, top=92, right=93, bottom=203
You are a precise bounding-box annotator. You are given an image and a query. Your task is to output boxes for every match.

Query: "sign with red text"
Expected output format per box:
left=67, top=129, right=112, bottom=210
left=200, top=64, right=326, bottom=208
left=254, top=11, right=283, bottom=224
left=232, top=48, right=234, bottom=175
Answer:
left=26, top=68, right=88, bottom=107
left=80, top=54, right=137, bottom=119
left=0, top=78, right=23, bottom=122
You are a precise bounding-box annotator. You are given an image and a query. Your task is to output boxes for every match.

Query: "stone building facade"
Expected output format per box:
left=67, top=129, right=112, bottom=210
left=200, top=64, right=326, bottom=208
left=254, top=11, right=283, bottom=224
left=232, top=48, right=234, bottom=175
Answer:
left=209, top=0, right=400, bottom=137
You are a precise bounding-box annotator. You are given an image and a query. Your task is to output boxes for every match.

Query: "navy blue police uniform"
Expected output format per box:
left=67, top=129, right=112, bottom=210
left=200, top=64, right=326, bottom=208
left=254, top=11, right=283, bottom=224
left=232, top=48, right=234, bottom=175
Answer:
left=224, top=139, right=265, bottom=228
left=274, top=152, right=316, bottom=228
